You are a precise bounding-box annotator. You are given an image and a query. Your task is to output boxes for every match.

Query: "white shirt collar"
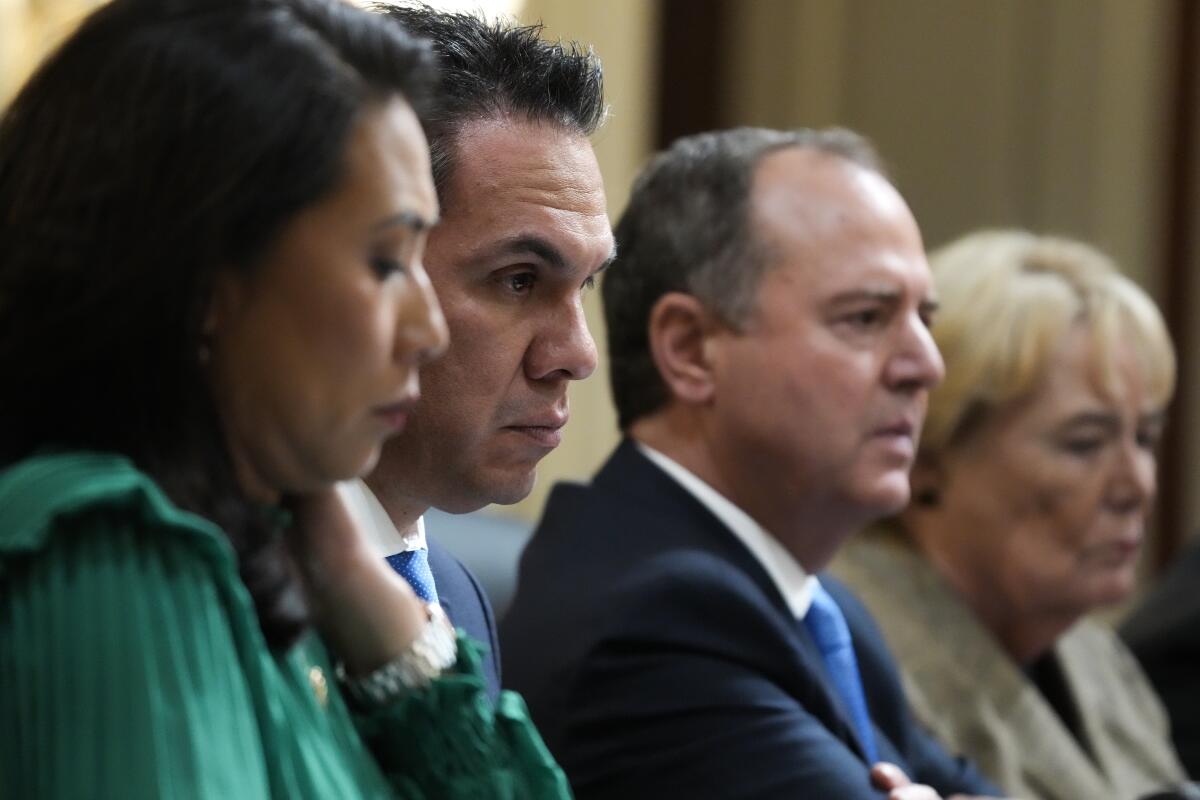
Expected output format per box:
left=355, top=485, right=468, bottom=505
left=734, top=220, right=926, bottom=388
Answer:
left=336, top=479, right=427, bottom=556
left=637, top=442, right=817, bottom=619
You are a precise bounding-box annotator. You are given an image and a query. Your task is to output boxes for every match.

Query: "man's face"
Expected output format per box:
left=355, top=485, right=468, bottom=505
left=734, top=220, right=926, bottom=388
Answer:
left=376, top=117, right=612, bottom=512
left=709, top=149, right=944, bottom=568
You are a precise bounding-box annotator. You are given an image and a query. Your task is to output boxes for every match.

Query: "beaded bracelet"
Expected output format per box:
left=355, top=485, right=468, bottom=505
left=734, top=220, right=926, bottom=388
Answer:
left=336, top=603, right=458, bottom=708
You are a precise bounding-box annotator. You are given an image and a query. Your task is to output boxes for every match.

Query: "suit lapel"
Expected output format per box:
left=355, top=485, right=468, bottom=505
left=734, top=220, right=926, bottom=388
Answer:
left=594, top=439, right=872, bottom=762
left=425, top=539, right=456, bottom=624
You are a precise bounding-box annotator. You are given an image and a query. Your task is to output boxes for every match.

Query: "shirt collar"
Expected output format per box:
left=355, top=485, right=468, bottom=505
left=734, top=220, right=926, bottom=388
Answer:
left=336, top=479, right=427, bottom=556
left=636, top=442, right=816, bottom=618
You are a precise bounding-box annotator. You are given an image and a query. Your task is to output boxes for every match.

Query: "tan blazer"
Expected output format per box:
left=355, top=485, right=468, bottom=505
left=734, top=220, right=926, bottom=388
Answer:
left=833, top=530, right=1187, bottom=800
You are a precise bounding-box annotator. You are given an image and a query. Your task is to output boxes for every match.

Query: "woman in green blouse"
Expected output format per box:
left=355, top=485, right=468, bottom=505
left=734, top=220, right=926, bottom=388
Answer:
left=0, top=1, right=570, bottom=797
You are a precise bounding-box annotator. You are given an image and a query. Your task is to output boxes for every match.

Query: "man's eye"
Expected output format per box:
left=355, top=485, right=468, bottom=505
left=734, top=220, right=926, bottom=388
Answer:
left=581, top=274, right=597, bottom=292
left=370, top=256, right=405, bottom=279
left=504, top=273, right=535, bottom=294
left=845, top=309, right=881, bottom=327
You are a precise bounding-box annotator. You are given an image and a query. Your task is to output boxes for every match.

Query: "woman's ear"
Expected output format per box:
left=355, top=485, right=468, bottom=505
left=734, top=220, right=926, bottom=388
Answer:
left=646, top=292, right=724, bottom=406
left=200, top=271, right=246, bottom=364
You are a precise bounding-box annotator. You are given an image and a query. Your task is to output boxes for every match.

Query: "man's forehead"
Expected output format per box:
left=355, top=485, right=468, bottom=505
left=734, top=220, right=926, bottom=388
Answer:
left=743, top=150, right=930, bottom=302
left=763, top=248, right=934, bottom=298
left=751, top=148, right=902, bottom=232
left=425, top=115, right=613, bottom=275
left=752, top=150, right=915, bottom=247
left=443, top=116, right=605, bottom=208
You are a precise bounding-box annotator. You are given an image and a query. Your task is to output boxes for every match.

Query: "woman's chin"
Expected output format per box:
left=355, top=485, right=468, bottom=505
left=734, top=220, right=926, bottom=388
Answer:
left=1085, top=570, right=1138, bottom=611
left=350, top=446, right=383, bottom=481
left=315, top=440, right=384, bottom=485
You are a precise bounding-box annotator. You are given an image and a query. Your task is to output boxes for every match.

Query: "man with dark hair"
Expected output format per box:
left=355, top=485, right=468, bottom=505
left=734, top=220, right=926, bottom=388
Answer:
left=343, top=6, right=614, bottom=701
left=502, top=128, right=1004, bottom=798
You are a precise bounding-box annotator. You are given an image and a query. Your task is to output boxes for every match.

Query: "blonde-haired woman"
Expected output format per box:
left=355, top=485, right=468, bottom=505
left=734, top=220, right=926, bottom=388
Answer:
left=834, top=230, right=1187, bottom=799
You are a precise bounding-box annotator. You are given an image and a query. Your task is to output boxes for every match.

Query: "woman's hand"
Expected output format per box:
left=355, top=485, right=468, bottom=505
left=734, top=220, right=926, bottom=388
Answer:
left=285, top=485, right=429, bottom=675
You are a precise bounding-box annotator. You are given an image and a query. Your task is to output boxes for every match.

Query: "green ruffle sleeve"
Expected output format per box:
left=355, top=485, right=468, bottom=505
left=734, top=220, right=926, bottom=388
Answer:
left=354, top=636, right=573, bottom=799
left=0, top=511, right=275, bottom=798
left=0, top=451, right=571, bottom=799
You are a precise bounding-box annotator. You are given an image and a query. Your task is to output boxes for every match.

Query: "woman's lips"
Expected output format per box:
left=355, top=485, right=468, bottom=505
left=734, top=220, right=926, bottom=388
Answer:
left=1104, top=536, right=1143, bottom=563
left=374, top=397, right=418, bottom=431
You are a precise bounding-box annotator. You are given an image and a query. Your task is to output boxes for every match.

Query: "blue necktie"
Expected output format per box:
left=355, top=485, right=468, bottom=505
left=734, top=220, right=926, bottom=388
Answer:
left=385, top=548, right=439, bottom=604
left=804, top=583, right=878, bottom=763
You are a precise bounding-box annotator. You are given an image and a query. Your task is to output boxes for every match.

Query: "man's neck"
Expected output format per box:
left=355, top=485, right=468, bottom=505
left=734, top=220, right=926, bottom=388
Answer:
left=629, top=414, right=863, bottom=573
left=363, top=473, right=426, bottom=538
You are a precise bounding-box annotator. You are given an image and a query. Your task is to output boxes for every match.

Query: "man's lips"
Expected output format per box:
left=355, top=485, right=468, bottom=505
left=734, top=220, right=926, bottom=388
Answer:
left=872, top=419, right=917, bottom=458
left=503, top=413, right=568, bottom=449
left=874, top=418, right=916, bottom=438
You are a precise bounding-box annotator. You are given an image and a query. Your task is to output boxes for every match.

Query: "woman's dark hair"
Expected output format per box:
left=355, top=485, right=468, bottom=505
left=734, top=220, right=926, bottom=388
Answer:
left=0, top=0, right=434, bottom=649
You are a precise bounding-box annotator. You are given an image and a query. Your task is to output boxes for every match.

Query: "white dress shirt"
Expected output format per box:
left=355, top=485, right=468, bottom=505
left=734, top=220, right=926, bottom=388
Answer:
left=336, top=479, right=426, bottom=556
left=637, top=442, right=817, bottom=619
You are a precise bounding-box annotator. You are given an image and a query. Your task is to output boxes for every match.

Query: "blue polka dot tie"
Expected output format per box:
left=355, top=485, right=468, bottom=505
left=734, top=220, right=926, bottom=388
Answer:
left=804, top=583, right=879, bottom=763
left=385, top=548, right=439, bottom=604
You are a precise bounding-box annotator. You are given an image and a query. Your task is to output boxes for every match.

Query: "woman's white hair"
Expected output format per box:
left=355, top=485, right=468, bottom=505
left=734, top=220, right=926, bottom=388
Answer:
left=922, top=229, right=1176, bottom=455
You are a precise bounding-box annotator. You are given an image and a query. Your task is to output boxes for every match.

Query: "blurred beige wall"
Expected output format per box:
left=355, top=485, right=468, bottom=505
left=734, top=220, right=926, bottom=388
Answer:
left=0, top=0, right=104, bottom=104
left=726, top=0, right=1171, bottom=290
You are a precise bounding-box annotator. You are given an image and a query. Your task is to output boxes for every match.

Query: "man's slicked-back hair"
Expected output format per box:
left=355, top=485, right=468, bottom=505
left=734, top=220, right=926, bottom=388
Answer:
left=374, top=3, right=605, bottom=205
left=604, top=126, right=882, bottom=430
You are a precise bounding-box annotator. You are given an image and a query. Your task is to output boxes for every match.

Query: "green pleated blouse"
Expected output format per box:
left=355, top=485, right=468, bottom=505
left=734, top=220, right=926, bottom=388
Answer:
left=0, top=451, right=572, bottom=799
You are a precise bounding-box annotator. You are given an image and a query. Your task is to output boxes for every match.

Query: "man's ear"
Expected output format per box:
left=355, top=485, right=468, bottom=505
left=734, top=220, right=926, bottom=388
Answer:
left=646, top=292, right=723, bottom=406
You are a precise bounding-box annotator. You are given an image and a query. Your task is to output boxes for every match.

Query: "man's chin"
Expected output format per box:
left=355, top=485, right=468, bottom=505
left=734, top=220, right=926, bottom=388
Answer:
left=486, top=467, right=538, bottom=506
left=856, top=477, right=911, bottom=519
left=434, top=465, right=538, bottom=513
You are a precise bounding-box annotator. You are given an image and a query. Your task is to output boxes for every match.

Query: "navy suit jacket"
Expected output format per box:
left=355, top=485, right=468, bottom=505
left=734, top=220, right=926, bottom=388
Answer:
left=501, top=440, right=999, bottom=798
left=427, top=535, right=501, bottom=702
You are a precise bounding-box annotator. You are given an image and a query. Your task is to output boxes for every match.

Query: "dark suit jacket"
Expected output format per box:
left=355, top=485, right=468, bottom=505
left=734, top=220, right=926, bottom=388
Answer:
left=501, top=440, right=998, bottom=799
left=1122, top=541, right=1200, bottom=777
left=428, top=535, right=501, bottom=702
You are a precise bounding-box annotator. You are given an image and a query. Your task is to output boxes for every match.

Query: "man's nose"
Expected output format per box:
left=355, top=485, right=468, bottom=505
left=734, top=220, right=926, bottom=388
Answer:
left=885, top=313, right=945, bottom=391
left=525, top=296, right=597, bottom=382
